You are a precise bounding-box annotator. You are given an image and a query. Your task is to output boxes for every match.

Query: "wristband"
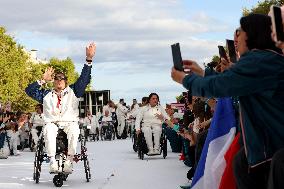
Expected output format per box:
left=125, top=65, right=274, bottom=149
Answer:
left=86, top=58, right=92, bottom=63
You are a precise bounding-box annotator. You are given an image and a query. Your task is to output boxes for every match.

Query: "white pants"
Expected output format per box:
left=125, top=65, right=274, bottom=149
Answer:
left=7, top=131, right=19, bottom=155
left=117, top=116, right=126, bottom=136
left=141, top=123, right=162, bottom=151
left=31, top=128, right=41, bottom=146
left=89, top=125, right=99, bottom=134
left=43, top=123, right=80, bottom=157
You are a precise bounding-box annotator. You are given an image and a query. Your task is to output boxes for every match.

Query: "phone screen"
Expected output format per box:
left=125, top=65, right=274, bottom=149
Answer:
left=218, top=45, right=229, bottom=62
left=271, top=6, right=284, bottom=41
left=226, top=39, right=237, bottom=63
left=171, top=43, right=183, bottom=71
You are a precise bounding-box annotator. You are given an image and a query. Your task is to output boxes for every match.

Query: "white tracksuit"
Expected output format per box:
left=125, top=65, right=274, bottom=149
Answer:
left=30, top=113, right=44, bottom=146
left=84, top=115, right=100, bottom=134
left=101, top=116, right=113, bottom=129
left=116, top=103, right=128, bottom=136
left=6, top=129, right=19, bottom=155
left=25, top=63, right=92, bottom=157
left=135, top=104, right=170, bottom=151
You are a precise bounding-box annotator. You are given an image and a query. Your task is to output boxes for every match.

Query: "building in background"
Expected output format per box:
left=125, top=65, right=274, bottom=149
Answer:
left=79, top=90, right=111, bottom=117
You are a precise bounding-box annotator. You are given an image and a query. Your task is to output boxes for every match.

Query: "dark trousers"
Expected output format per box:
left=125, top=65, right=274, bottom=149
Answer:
left=267, top=148, right=284, bottom=189
left=233, top=147, right=270, bottom=189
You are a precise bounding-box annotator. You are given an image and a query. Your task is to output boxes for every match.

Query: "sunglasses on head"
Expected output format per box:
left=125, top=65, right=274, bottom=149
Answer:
left=54, top=75, right=67, bottom=81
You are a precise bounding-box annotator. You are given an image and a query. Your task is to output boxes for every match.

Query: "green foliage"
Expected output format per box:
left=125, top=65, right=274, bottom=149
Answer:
left=211, top=55, right=220, bottom=63
left=176, top=94, right=183, bottom=103
left=243, top=0, right=284, bottom=16
left=0, top=26, right=37, bottom=112
left=0, top=26, right=80, bottom=112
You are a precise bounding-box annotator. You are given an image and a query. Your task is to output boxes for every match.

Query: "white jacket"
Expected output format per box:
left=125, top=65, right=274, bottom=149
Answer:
left=135, top=104, right=170, bottom=130
left=116, top=103, right=128, bottom=118
left=84, top=115, right=100, bottom=130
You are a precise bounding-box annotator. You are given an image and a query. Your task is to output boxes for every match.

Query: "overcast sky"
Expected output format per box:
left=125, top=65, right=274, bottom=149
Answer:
left=0, top=0, right=259, bottom=106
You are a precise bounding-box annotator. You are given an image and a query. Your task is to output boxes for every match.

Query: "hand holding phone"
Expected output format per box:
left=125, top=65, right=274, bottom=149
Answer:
left=171, top=43, right=183, bottom=71
left=270, top=5, right=284, bottom=42
left=226, top=39, right=237, bottom=63
left=218, top=45, right=229, bottom=62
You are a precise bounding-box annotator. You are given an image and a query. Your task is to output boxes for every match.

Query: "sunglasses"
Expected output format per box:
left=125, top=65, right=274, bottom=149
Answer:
left=54, top=75, right=67, bottom=81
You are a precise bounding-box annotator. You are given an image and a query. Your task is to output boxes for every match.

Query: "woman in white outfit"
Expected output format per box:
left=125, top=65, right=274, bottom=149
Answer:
left=30, top=104, right=44, bottom=149
left=83, top=110, right=100, bottom=140
left=135, top=93, right=170, bottom=155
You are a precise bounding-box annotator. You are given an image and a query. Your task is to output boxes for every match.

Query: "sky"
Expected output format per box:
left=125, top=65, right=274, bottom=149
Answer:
left=0, top=0, right=260, bottom=106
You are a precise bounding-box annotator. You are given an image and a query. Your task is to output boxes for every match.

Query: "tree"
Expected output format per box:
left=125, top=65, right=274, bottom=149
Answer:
left=243, top=0, right=284, bottom=15
left=0, top=26, right=39, bottom=112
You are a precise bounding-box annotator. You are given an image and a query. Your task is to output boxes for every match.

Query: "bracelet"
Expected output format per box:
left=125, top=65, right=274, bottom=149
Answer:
left=86, top=58, right=92, bottom=63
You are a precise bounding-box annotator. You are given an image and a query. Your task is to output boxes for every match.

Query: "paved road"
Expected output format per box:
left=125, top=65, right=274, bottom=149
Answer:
left=0, top=139, right=189, bottom=189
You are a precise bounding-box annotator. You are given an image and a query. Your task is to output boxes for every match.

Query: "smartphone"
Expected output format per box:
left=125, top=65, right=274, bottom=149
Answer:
left=270, top=5, right=284, bottom=42
left=171, top=43, right=183, bottom=71
left=218, top=45, right=229, bottom=62
left=226, top=39, right=237, bottom=63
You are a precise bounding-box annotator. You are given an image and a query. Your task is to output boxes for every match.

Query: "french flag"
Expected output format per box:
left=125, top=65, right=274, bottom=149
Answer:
left=191, top=97, right=239, bottom=189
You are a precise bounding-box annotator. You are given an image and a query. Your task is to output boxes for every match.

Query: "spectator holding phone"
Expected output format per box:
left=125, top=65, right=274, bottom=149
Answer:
left=270, top=5, right=284, bottom=53
left=171, top=14, right=284, bottom=189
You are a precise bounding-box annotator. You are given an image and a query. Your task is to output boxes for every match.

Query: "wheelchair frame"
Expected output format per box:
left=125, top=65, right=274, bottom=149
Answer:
left=137, top=128, right=167, bottom=160
left=100, top=121, right=115, bottom=141
left=33, top=126, right=91, bottom=187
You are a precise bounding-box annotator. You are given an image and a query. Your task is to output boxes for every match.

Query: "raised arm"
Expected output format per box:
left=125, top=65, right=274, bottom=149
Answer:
left=71, top=42, right=96, bottom=98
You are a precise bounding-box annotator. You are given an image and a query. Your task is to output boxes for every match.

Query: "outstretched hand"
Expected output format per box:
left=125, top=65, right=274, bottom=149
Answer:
left=155, top=113, right=164, bottom=121
left=42, top=67, right=55, bottom=82
left=86, top=42, right=96, bottom=60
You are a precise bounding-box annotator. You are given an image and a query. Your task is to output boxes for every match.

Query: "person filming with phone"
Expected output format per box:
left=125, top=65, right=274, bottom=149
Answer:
left=171, top=14, right=284, bottom=189
left=25, top=42, right=96, bottom=173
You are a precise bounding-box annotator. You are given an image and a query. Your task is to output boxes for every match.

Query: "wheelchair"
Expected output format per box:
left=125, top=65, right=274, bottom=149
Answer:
left=86, top=127, right=100, bottom=142
left=137, top=127, right=167, bottom=160
left=126, top=118, right=135, bottom=138
left=33, top=123, right=91, bottom=187
left=132, top=129, right=138, bottom=152
left=100, top=121, right=115, bottom=140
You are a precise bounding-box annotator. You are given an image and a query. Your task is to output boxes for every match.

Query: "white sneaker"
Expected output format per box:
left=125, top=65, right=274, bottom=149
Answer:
left=148, top=149, right=154, bottom=155
left=153, top=149, right=160, bottom=155
left=63, top=160, right=73, bottom=173
left=49, top=161, right=59, bottom=173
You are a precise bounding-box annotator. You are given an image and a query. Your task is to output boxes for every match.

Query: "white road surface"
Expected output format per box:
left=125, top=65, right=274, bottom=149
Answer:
left=0, top=139, right=189, bottom=189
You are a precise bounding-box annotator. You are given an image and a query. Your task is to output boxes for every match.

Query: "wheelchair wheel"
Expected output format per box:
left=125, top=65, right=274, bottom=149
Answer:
left=162, top=137, right=167, bottom=159
left=53, top=174, right=63, bottom=187
left=132, top=133, right=138, bottom=152
left=137, top=133, right=145, bottom=160
left=84, top=156, right=91, bottom=182
left=33, top=138, right=44, bottom=183
left=63, top=174, right=68, bottom=181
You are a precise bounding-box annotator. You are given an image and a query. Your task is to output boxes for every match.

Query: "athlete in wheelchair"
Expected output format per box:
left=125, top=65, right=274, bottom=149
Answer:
left=25, top=42, right=96, bottom=187
left=100, top=110, right=115, bottom=140
left=135, top=93, right=170, bottom=159
left=83, top=110, right=100, bottom=141
left=29, top=104, right=44, bottom=151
